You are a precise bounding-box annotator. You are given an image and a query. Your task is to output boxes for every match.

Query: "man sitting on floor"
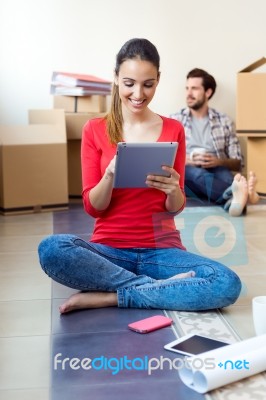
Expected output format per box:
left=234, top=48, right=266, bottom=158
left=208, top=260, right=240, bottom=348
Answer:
left=170, top=67, right=259, bottom=216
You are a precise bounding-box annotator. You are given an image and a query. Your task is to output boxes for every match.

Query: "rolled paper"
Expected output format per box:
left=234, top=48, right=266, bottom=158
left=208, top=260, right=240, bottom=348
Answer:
left=178, top=334, right=266, bottom=393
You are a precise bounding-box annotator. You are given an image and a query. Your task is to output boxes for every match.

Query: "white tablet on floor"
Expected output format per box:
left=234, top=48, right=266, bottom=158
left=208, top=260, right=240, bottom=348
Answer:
left=113, top=142, right=178, bottom=188
left=164, top=334, right=230, bottom=356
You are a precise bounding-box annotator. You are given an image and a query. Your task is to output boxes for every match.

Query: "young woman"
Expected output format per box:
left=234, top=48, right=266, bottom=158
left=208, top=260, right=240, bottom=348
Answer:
left=38, top=38, right=241, bottom=313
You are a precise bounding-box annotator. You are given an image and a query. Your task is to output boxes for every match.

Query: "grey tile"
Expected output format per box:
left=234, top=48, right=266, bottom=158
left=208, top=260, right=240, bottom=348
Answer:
left=0, top=299, right=51, bottom=337
left=0, top=218, right=53, bottom=237
left=53, top=204, right=94, bottom=235
left=52, top=281, right=79, bottom=299
left=0, top=253, right=51, bottom=301
left=51, top=379, right=204, bottom=400
left=52, top=305, right=165, bottom=334
left=0, top=388, right=49, bottom=400
left=0, top=234, right=48, bottom=253
left=0, top=336, right=50, bottom=390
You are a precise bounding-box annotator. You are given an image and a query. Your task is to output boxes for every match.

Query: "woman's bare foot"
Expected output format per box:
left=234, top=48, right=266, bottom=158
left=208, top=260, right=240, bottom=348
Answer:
left=165, top=271, right=196, bottom=280
left=229, top=173, right=248, bottom=217
left=155, top=271, right=196, bottom=284
left=248, top=171, right=260, bottom=204
left=59, top=291, right=118, bottom=314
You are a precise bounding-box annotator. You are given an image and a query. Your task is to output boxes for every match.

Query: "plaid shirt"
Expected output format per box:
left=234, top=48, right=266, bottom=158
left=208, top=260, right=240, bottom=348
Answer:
left=170, top=107, right=243, bottom=166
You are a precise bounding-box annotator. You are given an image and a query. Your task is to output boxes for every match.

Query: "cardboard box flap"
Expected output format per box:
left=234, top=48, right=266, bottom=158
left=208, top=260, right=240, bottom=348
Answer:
left=29, top=109, right=65, bottom=125
left=0, top=125, right=66, bottom=145
left=28, top=109, right=66, bottom=140
left=236, top=57, right=266, bottom=131
left=240, top=57, right=266, bottom=72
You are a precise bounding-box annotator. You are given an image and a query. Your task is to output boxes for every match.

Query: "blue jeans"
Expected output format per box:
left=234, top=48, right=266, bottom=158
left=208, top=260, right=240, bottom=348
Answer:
left=38, top=234, right=241, bottom=311
left=185, top=166, right=234, bottom=204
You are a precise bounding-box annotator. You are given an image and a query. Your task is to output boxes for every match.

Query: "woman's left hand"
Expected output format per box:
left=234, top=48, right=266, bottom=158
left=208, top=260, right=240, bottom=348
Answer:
left=146, top=166, right=180, bottom=195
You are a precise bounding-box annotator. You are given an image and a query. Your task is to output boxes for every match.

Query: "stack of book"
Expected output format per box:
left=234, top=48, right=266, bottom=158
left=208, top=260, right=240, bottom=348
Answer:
left=50, top=71, right=110, bottom=197
left=51, top=71, right=112, bottom=96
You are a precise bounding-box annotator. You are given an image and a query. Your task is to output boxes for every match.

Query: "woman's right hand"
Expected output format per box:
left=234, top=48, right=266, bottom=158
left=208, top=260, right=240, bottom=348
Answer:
left=105, top=155, right=117, bottom=176
left=89, top=155, right=117, bottom=211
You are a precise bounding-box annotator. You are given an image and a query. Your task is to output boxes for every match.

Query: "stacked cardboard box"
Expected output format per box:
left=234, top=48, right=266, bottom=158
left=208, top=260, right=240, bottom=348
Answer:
left=0, top=109, right=68, bottom=215
left=236, top=57, right=266, bottom=194
left=53, top=95, right=107, bottom=113
left=53, top=95, right=108, bottom=197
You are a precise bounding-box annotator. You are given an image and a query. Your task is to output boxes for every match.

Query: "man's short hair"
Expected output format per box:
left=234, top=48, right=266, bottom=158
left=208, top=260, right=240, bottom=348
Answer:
left=187, top=68, right=217, bottom=100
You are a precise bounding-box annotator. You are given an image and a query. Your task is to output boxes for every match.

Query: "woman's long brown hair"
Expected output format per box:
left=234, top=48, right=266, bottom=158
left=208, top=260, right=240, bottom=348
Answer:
left=105, top=38, right=160, bottom=145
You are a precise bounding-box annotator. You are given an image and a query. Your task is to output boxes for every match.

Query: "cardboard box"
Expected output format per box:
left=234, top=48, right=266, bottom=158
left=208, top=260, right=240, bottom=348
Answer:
left=246, top=137, right=266, bottom=195
left=53, top=95, right=108, bottom=113
left=28, top=108, right=66, bottom=133
left=65, top=112, right=105, bottom=139
left=67, top=140, right=82, bottom=197
left=238, top=136, right=247, bottom=176
left=65, top=113, right=104, bottom=196
left=0, top=114, right=68, bottom=214
left=29, top=110, right=105, bottom=197
left=236, top=57, right=266, bottom=132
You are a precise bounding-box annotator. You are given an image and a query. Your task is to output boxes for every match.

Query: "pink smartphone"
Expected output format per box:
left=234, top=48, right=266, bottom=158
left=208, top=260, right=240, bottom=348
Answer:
left=128, top=315, right=173, bottom=333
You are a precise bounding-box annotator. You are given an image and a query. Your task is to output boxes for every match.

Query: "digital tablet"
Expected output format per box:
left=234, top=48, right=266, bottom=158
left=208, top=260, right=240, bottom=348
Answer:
left=113, top=142, right=178, bottom=188
left=164, top=334, right=230, bottom=356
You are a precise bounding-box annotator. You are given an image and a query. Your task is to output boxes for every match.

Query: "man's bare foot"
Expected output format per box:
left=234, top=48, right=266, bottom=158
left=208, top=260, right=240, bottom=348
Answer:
left=59, top=291, right=118, bottom=314
left=248, top=171, right=260, bottom=204
left=229, top=173, right=248, bottom=217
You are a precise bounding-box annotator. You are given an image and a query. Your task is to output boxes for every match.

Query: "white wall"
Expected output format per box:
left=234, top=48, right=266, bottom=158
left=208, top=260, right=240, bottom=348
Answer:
left=0, top=0, right=266, bottom=125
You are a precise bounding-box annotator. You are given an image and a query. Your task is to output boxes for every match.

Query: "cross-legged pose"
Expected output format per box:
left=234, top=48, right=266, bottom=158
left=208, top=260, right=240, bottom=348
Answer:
left=38, top=39, right=242, bottom=314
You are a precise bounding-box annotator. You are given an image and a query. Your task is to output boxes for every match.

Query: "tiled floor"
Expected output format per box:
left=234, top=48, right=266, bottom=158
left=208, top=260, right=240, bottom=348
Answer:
left=0, top=212, right=52, bottom=400
left=0, top=201, right=265, bottom=399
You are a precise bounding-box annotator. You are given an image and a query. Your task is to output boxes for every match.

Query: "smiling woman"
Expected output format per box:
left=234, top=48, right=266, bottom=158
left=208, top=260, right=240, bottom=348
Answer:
left=107, top=38, right=161, bottom=145
left=116, top=59, right=161, bottom=143
left=38, top=38, right=242, bottom=314
left=117, top=61, right=158, bottom=106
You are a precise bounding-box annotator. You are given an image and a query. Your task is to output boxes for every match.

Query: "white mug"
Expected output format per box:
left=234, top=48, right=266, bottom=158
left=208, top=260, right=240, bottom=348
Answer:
left=252, top=296, right=266, bottom=335
left=190, top=148, right=206, bottom=161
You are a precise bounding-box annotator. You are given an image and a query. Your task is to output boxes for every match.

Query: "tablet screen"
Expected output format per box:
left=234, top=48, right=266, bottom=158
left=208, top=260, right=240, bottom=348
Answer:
left=169, top=335, right=229, bottom=355
left=114, top=142, right=178, bottom=188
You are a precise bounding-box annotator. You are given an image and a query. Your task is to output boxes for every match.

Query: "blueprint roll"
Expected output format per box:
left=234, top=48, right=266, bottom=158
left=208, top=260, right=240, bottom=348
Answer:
left=178, top=334, right=266, bottom=393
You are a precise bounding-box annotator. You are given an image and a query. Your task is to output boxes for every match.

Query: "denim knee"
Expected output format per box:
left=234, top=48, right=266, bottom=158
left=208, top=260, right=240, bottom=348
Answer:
left=38, top=235, right=56, bottom=273
left=38, top=234, right=75, bottom=274
left=220, top=268, right=242, bottom=307
left=230, top=273, right=242, bottom=303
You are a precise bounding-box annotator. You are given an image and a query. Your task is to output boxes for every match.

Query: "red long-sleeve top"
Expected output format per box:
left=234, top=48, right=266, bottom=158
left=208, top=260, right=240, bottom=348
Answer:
left=81, top=116, right=186, bottom=249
